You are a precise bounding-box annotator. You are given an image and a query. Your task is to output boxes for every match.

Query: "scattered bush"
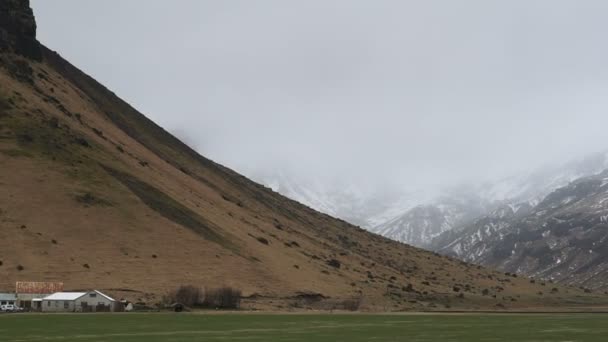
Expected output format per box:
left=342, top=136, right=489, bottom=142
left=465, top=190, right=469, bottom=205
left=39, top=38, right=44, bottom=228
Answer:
left=74, top=137, right=90, bottom=147
left=75, top=192, right=110, bottom=207
left=173, top=285, right=203, bottom=307
left=164, top=285, right=242, bottom=309
left=273, top=220, right=284, bottom=230
left=47, top=117, right=59, bottom=128
left=340, top=297, right=363, bottom=311
left=16, top=265, right=24, bottom=271
left=203, top=287, right=242, bottom=309
left=91, top=127, right=104, bottom=138
left=256, top=237, right=269, bottom=245
left=326, top=259, right=341, bottom=268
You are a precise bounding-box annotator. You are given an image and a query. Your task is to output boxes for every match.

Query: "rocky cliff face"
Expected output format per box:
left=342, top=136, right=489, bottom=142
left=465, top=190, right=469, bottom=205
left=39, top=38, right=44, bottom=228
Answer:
left=0, top=0, right=41, bottom=60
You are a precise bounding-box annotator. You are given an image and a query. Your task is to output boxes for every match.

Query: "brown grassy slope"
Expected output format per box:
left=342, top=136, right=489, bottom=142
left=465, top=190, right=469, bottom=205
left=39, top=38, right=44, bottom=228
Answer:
left=0, top=50, right=606, bottom=311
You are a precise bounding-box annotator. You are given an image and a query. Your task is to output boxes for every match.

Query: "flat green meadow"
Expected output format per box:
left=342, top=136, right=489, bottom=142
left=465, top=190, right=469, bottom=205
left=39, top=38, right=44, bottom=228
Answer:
left=0, top=312, right=607, bottom=341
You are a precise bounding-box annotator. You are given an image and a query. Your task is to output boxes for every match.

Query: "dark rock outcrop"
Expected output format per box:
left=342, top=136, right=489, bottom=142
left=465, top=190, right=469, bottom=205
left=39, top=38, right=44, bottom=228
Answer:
left=0, top=0, right=41, bottom=60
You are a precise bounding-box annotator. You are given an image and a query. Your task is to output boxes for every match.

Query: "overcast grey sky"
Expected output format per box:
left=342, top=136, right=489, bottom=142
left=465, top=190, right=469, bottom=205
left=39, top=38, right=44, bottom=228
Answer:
left=31, top=0, right=608, bottom=191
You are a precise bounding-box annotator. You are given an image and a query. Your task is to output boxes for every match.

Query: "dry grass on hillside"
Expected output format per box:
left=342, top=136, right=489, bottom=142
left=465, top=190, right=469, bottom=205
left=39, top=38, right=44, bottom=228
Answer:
left=0, top=51, right=607, bottom=312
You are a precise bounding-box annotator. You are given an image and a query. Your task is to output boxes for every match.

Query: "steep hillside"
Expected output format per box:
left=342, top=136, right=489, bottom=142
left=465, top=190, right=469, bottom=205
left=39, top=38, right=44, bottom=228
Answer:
left=0, top=1, right=605, bottom=311
left=434, top=171, right=608, bottom=290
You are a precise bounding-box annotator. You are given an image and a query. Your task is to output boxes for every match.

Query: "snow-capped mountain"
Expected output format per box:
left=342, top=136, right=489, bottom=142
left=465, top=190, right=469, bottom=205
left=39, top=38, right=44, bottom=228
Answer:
left=429, top=151, right=608, bottom=251
left=374, top=151, right=608, bottom=248
left=372, top=193, right=492, bottom=248
left=434, top=170, right=608, bottom=289
left=430, top=202, right=534, bottom=259
left=250, top=151, right=608, bottom=250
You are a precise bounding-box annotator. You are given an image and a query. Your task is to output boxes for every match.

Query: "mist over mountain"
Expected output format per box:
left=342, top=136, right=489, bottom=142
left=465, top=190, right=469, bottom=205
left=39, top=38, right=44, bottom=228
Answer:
left=249, top=168, right=435, bottom=228
left=253, top=151, right=608, bottom=248
left=31, top=0, right=608, bottom=206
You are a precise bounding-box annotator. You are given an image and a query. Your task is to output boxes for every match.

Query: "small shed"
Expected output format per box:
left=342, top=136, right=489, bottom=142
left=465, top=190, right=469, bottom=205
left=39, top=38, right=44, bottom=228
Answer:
left=42, top=290, right=116, bottom=312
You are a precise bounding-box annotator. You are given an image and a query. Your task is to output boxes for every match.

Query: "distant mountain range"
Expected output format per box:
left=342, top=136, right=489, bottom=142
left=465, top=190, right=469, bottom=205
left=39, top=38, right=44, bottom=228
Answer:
left=377, top=151, right=608, bottom=248
left=258, top=151, right=608, bottom=247
left=258, top=151, right=608, bottom=289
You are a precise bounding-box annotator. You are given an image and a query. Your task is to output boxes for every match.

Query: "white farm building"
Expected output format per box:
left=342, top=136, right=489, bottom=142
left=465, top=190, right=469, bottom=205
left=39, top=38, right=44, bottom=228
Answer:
left=41, top=290, right=117, bottom=312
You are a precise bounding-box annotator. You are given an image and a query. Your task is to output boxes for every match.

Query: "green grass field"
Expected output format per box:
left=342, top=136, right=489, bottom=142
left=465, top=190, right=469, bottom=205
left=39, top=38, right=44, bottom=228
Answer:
left=0, top=313, right=607, bottom=341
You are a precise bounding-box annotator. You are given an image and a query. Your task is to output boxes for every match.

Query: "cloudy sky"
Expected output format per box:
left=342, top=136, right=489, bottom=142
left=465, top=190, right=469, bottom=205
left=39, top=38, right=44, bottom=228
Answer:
left=31, top=0, right=608, bottom=192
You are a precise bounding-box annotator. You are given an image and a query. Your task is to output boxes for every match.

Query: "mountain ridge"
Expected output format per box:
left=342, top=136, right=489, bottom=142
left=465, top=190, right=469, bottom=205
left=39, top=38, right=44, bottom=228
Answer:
left=432, top=170, right=608, bottom=289
left=258, top=152, right=608, bottom=249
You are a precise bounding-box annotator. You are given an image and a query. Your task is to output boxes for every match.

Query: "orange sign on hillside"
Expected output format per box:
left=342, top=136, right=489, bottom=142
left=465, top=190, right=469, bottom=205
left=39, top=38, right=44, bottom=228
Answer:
left=16, top=281, right=64, bottom=294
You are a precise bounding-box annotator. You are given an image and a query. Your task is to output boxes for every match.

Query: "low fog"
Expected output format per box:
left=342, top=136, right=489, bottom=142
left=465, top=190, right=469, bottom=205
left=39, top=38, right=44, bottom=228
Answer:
left=32, top=0, right=608, bottom=194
